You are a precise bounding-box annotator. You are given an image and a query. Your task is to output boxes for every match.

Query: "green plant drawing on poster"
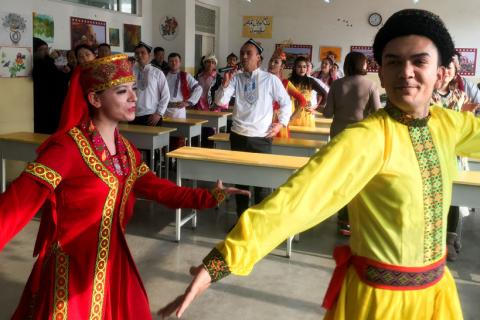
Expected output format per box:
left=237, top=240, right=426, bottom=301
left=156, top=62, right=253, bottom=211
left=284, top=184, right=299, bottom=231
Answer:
left=33, top=13, right=54, bottom=43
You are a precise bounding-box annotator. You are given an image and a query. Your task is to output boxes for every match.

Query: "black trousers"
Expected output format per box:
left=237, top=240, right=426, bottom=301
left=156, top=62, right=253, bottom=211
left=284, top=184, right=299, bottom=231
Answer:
left=230, top=132, right=272, bottom=217
left=130, top=114, right=163, bottom=126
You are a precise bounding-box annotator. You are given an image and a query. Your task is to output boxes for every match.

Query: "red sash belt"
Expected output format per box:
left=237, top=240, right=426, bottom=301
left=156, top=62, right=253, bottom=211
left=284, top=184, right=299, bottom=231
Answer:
left=322, top=246, right=446, bottom=310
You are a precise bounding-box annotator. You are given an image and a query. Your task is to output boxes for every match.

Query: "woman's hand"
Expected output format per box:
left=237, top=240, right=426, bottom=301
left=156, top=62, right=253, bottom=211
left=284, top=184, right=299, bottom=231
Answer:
left=216, top=180, right=251, bottom=198
left=157, top=265, right=212, bottom=319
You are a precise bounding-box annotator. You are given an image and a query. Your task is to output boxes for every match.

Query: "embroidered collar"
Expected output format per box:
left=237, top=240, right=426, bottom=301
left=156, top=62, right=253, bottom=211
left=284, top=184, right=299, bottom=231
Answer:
left=384, top=102, right=430, bottom=127
left=80, top=120, right=130, bottom=176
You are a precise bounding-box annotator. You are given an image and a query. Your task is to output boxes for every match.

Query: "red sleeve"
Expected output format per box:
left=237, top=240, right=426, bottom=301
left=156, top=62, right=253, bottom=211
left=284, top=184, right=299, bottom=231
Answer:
left=133, top=168, right=220, bottom=209
left=0, top=174, right=50, bottom=251
left=286, top=81, right=307, bottom=107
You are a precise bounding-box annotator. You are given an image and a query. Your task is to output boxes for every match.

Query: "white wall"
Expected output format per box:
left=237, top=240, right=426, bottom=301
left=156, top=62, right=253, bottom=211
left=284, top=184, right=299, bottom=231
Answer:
left=152, top=0, right=230, bottom=71
left=228, top=0, right=480, bottom=81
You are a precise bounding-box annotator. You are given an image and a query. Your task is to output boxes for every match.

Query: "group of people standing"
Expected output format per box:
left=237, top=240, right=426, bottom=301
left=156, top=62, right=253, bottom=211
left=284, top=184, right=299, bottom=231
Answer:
left=5, top=7, right=480, bottom=319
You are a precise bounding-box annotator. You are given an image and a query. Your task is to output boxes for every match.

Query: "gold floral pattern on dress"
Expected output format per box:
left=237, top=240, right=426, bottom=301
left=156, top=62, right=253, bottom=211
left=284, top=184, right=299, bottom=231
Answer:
left=137, top=162, right=150, bottom=178
left=203, top=248, right=231, bottom=282
left=210, top=187, right=227, bottom=204
left=52, top=244, right=70, bottom=320
left=69, top=127, right=119, bottom=320
left=118, top=136, right=137, bottom=230
left=24, top=162, right=62, bottom=189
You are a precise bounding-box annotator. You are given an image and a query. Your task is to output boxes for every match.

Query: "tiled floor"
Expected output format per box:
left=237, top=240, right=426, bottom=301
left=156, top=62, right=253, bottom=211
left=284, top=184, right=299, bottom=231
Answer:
left=0, top=189, right=479, bottom=319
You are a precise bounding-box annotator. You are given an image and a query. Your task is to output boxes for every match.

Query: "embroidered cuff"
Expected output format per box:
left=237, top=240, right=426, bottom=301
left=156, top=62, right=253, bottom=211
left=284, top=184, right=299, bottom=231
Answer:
left=25, top=162, right=62, bottom=190
left=210, top=187, right=228, bottom=204
left=137, top=162, right=150, bottom=178
left=202, top=248, right=231, bottom=282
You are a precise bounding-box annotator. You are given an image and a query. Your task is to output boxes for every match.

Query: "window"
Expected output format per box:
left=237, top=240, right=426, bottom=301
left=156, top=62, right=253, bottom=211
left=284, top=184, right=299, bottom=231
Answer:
left=61, top=0, right=138, bottom=15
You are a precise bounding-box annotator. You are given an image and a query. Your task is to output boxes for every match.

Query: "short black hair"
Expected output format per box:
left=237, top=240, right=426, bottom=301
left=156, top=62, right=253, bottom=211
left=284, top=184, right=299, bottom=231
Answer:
left=74, top=44, right=95, bottom=58
left=98, top=43, right=111, bottom=49
left=227, top=52, right=238, bottom=60
left=373, top=9, right=455, bottom=67
left=154, top=47, right=165, bottom=54
left=168, top=52, right=182, bottom=60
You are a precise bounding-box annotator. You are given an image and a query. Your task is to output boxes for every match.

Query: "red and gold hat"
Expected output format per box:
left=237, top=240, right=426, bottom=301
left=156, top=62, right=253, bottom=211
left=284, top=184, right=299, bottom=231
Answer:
left=80, top=54, right=135, bottom=93
left=271, top=47, right=286, bottom=61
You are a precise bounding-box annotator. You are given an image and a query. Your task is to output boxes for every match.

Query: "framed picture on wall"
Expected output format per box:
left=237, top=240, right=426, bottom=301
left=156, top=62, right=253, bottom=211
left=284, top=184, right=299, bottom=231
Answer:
left=242, top=16, right=273, bottom=38
left=123, top=24, right=141, bottom=52
left=109, top=28, right=120, bottom=47
left=33, top=13, right=54, bottom=44
left=456, top=48, right=477, bottom=76
left=350, top=45, right=379, bottom=72
left=320, top=46, right=342, bottom=63
left=70, top=17, right=106, bottom=50
left=0, top=12, right=32, bottom=47
left=275, top=44, right=312, bottom=69
left=0, top=46, right=32, bottom=78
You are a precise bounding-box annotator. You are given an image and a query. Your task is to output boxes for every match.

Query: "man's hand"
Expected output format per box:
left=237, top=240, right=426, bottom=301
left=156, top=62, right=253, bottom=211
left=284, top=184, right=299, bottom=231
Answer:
left=157, top=265, right=212, bottom=319
left=147, top=113, right=162, bottom=126
left=222, top=71, right=233, bottom=88
left=265, top=123, right=283, bottom=138
left=461, top=102, right=479, bottom=112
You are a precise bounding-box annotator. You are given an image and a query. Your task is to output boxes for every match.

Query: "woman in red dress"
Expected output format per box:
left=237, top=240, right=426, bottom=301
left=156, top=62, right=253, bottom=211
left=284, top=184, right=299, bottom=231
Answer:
left=0, top=54, right=247, bottom=319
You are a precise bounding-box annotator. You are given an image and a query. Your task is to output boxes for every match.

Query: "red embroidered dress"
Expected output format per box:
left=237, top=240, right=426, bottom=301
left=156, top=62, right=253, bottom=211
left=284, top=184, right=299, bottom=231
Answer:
left=0, top=123, right=220, bottom=319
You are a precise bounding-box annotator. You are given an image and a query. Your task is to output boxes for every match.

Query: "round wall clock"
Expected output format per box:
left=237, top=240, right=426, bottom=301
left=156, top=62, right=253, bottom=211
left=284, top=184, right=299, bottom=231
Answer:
left=368, top=12, right=382, bottom=27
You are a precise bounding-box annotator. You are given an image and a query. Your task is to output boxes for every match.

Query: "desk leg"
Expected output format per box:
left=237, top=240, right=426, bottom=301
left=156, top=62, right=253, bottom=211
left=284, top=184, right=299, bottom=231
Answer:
left=1, top=157, right=5, bottom=193
left=165, top=143, right=170, bottom=180
left=175, top=161, right=182, bottom=242
left=286, top=236, right=293, bottom=258
left=192, top=180, right=198, bottom=228
left=150, top=148, right=156, bottom=176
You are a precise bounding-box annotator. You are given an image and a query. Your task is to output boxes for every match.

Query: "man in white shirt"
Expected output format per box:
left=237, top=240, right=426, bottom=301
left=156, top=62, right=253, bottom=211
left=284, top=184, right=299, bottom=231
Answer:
left=215, top=38, right=292, bottom=218
left=131, top=41, right=170, bottom=126
left=165, top=52, right=203, bottom=119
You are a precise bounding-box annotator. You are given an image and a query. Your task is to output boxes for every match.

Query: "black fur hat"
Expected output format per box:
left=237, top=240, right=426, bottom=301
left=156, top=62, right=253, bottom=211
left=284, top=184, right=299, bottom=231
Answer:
left=373, top=9, right=455, bottom=67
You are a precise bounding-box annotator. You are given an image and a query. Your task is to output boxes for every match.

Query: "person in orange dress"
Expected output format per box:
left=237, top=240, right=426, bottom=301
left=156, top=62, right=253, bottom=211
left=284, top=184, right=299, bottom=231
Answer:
left=268, top=48, right=307, bottom=138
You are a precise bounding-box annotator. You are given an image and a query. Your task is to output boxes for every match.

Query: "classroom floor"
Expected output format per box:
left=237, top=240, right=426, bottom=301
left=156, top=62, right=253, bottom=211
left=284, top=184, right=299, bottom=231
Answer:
left=0, top=182, right=479, bottom=320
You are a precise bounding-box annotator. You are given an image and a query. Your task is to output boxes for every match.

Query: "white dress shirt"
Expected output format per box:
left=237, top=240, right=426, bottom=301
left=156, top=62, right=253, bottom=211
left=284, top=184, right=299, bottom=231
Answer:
left=133, top=64, right=170, bottom=117
left=165, top=71, right=202, bottom=118
left=215, top=68, right=291, bottom=137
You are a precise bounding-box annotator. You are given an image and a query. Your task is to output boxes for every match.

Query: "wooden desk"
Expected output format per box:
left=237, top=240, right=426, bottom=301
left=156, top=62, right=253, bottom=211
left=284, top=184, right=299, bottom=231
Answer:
left=289, top=126, right=330, bottom=141
left=119, top=124, right=176, bottom=177
left=315, top=118, right=332, bottom=128
left=0, top=132, right=49, bottom=192
left=167, top=147, right=308, bottom=245
left=186, top=110, right=232, bottom=132
left=208, top=133, right=325, bottom=157
left=161, top=118, right=207, bottom=147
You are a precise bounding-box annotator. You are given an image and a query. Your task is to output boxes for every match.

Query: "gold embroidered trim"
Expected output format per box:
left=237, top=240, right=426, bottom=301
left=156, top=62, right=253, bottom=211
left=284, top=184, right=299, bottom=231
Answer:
left=69, top=127, right=118, bottom=320
left=210, top=187, right=227, bottom=204
left=137, top=162, right=150, bottom=178
left=202, top=248, right=231, bottom=282
left=52, top=245, right=69, bottom=320
left=90, top=75, right=136, bottom=93
left=25, top=162, right=62, bottom=189
left=118, top=137, right=137, bottom=230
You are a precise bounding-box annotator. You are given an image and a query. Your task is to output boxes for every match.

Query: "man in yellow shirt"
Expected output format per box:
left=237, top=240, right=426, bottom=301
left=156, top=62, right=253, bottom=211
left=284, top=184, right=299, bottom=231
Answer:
left=159, top=9, right=479, bottom=320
